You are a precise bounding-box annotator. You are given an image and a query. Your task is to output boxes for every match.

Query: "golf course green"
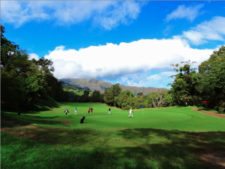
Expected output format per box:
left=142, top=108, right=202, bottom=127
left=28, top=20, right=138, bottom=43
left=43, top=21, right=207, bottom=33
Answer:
left=2, top=103, right=225, bottom=169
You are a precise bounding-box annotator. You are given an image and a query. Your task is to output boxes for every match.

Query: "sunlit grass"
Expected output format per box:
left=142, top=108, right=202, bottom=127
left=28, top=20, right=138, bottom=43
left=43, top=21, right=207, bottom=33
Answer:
left=2, top=103, right=225, bottom=169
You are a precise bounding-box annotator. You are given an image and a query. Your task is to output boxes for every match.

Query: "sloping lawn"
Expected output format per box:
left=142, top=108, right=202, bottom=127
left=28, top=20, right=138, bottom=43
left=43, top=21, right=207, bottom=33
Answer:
left=1, top=103, right=225, bottom=169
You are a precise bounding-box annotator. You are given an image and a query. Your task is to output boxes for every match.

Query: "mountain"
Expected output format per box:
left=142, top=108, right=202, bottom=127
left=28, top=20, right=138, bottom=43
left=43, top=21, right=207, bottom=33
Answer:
left=61, top=78, right=167, bottom=95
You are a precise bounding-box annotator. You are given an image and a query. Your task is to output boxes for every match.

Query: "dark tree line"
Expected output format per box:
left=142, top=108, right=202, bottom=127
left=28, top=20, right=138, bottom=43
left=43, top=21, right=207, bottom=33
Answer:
left=1, top=26, right=64, bottom=111
left=62, top=89, right=103, bottom=102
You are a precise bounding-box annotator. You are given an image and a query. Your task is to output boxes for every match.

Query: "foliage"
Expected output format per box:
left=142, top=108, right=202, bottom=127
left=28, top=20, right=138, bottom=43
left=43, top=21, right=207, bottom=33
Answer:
left=145, top=91, right=173, bottom=108
left=170, top=61, right=200, bottom=106
left=1, top=25, right=64, bottom=111
left=115, top=90, right=134, bottom=109
left=198, top=46, right=225, bottom=111
left=90, top=90, right=103, bottom=102
left=104, top=84, right=121, bottom=106
left=62, top=86, right=103, bottom=103
left=102, top=82, right=172, bottom=109
left=170, top=46, right=225, bottom=112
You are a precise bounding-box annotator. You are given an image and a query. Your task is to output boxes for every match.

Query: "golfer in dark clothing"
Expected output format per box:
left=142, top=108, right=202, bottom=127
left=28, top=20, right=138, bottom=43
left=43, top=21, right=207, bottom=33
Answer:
left=80, top=116, right=85, bottom=123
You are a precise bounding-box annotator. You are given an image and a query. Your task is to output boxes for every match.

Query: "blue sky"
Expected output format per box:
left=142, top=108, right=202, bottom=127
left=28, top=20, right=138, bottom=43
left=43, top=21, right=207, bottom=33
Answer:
left=1, top=0, right=225, bottom=88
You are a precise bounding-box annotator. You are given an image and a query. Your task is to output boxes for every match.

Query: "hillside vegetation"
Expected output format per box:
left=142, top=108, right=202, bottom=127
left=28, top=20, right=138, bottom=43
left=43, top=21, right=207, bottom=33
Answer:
left=62, top=78, right=166, bottom=94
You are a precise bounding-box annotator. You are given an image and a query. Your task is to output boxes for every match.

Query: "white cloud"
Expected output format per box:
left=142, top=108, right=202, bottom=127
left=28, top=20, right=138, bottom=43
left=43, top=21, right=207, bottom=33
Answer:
left=179, top=16, right=225, bottom=45
left=166, top=4, right=203, bottom=22
left=44, top=38, right=213, bottom=80
left=95, top=0, right=141, bottom=30
left=1, top=1, right=50, bottom=26
left=146, top=71, right=175, bottom=88
left=1, top=0, right=145, bottom=29
left=147, top=71, right=174, bottom=81
left=110, top=70, right=175, bottom=88
left=28, top=53, right=39, bottom=60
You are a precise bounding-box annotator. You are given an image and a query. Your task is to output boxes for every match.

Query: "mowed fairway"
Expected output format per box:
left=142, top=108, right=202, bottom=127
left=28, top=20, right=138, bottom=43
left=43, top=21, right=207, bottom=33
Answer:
left=2, top=103, right=225, bottom=169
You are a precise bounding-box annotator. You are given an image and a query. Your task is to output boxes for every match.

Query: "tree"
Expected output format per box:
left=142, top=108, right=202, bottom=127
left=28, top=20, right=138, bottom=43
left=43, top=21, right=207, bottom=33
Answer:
left=133, top=94, right=146, bottom=109
left=115, top=90, right=134, bottom=109
left=198, top=46, right=225, bottom=111
left=80, top=90, right=90, bottom=102
left=170, top=61, right=200, bottom=106
left=104, top=87, right=114, bottom=105
left=163, top=91, right=173, bottom=106
left=112, top=84, right=121, bottom=97
left=91, top=90, right=103, bottom=102
left=170, top=46, right=225, bottom=112
left=145, top=92, right=165, bottom=107
left=1, top=25, right=64, bottom=111
left=104, top=84, right=121, bottom=106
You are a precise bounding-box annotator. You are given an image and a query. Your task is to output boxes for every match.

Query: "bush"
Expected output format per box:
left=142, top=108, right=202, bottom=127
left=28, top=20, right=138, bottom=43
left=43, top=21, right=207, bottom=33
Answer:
left=217, top=102, right=225, bottom=113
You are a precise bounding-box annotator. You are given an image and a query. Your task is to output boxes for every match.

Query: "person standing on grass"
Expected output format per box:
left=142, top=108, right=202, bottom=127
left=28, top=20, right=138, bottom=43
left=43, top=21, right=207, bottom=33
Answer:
left=87, top=107, right=94, bottom=114
left=108, top=108, right=111, bottom=115
left=128, top=108, right=133, bottom=118
left=64, top=109, right=69, bottom=115
left=88, top=107, right=91, bottom=114
left=74, top=106, right=78, bottom=114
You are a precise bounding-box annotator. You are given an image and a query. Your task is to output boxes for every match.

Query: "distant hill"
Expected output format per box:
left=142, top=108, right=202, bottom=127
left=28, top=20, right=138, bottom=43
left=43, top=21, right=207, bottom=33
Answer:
left=61, top=78, right=167, bottom=95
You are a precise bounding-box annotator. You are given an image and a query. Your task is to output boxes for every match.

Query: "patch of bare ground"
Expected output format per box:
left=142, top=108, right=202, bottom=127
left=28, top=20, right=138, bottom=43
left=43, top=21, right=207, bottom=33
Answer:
left=1, top=125, right=45, bottom=138
left=1, top=124, right=98, bottom=145
left=61, top=120, right=71, bottom=126
left=190, top=132, right=225, bottom=169
left=200, top=152, right=225, bottom=169
left=192, top=107, right=225, bottom=119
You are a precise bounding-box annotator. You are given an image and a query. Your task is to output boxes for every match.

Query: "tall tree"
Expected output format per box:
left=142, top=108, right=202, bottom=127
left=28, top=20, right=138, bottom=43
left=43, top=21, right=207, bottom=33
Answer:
left=104, top=87, right=115, bottom=105
left=115, top=90, right=134, bottom=109
left=91, top=90, right=103, bottom=102
left=104, top=84, right=121, bottom=106
left=1, top=25, right=64, bottom=111
left=198, top=46, right=225, bottom=111
left=170, top=61, right=200, bottom=106
left=80, top=90, right=90, bottom=102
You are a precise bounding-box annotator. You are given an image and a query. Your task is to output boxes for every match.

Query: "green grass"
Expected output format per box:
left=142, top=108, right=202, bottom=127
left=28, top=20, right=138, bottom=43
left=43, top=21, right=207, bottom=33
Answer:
left=13, top=102, right=225, bottom=131
left=2, top=103, right=225, bottom=169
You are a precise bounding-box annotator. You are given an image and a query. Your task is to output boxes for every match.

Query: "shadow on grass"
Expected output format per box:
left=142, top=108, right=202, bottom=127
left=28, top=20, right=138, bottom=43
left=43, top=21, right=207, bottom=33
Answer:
left=118, top=128, right=225, bottom=169
left=2, top=126, right=99, bottom=145
left=3, top=128, right=225, bottom=169
left=2, top=126, right=225, bottom=169
left=1, top=112, right=62, bottom=128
